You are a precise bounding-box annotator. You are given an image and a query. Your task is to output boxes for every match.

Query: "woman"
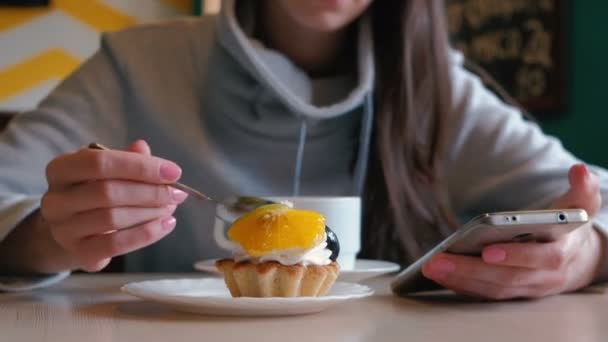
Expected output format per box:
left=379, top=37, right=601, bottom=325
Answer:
left=0, top=0, right=606, bottom=299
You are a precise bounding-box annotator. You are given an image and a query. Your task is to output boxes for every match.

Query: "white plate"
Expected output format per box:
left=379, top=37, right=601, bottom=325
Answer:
left=121, top=278, right=374, bottom=316
left=193, top=258, right=400, bottom=283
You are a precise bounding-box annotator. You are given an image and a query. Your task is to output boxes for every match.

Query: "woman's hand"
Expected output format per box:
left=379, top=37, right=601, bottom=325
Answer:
left=422, top=164, right=605, bottom=299
left=40, top=140, right=188, bottom=272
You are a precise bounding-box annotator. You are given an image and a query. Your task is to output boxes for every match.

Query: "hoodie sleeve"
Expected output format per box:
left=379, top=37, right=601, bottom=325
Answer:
left=445, top=51, right=608, bottom=281
left=0, top=36, right=129, bottom=289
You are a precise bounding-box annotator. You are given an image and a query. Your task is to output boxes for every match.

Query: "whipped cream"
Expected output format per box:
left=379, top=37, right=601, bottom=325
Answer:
left=223, top=233, right=333, bottom=266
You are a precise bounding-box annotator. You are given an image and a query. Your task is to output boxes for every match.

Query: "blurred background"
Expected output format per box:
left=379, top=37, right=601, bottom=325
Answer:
left=0, top=0, right=606, bottom=166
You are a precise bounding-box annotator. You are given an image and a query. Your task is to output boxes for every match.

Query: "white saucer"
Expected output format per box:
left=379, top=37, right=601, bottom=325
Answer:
left=122, top=278, right=374, bottom=316
left=193, top=258, right=400, bottom=283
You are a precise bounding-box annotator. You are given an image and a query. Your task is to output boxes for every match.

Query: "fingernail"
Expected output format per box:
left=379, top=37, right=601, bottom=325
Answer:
left=160, top=162, right=182, bottom=182
left=431, top=259, right=455, bottom=273
left=580, top=164, right=589, bottom=178
left=162, top=217, right=176, bottom=231
left=484, top=248, right=506, bottom=263
left=171, top=189, right=188, bottom=204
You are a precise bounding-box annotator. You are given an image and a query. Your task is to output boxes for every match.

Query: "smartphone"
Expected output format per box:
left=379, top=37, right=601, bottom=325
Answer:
left=390, top=209, right=589, bottom=295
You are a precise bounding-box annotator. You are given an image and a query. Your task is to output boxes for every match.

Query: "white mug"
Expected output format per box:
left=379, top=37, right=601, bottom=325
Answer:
left=214, top=196, right=361, bottom=270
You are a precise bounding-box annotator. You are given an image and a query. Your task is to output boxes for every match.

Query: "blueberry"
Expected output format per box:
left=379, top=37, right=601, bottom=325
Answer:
left=325, top=226, right=340, bottom=262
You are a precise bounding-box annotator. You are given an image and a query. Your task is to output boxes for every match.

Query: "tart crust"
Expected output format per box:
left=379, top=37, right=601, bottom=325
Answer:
left=216, top=259, right=340, bottom=297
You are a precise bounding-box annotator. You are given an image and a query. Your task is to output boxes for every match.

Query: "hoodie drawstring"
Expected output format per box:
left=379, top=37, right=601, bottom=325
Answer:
left=353, top=93, right=374, bottom=195
left=291, top=93, right=374, bottom=197
left=292, top=117, right=308, bottom=196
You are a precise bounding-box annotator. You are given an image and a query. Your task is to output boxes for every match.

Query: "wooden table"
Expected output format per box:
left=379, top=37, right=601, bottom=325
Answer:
left=1, top=274, right=607, bottom=342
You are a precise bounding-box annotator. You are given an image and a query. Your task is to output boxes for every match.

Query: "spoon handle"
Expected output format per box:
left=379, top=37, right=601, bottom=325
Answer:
left=87, top=142, right=216, bottom=203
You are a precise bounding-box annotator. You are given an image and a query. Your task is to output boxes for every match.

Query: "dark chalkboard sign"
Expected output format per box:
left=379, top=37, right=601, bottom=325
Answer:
left=0, top=0, right=49, bottom=5
left=447, top=0, right=568, bottom=115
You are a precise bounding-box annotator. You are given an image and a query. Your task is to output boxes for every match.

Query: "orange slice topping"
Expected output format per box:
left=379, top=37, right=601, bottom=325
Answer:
left=227, top=204, right=325, bottom=257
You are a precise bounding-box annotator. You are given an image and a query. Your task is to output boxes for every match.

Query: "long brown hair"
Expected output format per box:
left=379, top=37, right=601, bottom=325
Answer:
left=361, top=0, right=456, bottom=263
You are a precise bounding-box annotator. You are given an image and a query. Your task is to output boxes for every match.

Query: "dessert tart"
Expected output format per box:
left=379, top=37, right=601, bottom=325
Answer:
left=216, top=204, right=340, bottom=297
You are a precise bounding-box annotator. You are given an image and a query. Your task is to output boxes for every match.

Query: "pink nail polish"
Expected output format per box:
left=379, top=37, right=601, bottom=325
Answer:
left=160, top=163, right=182, bottom=182
left=162, top=217, right=176, bottom=231
left=171, top=189, right=188, bottom=204
left=484, top=248, right=506, bottom=263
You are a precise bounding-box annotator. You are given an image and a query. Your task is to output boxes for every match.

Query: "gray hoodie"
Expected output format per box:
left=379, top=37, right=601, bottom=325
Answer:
left=1, top=0, right=607, bottom=288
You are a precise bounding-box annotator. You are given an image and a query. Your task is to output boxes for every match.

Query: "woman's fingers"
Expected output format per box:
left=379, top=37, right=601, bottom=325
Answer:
left=419, top=164, right=603, bottom=300
left=46, top=148, right=182, bottom=190
left=481, top=239, right=576, bottom=270
left=422, top=254, right=564, bottom=289
left=428, top=272, right=542, bottom=300
left=39, top=141, right=185, bottom=273
left=51, top=205, right=177, bottom=243
left=76, top=216, right=177, bottom=272
left=551, top=164, right=601, bottom=216
left=126, top=139, right=152, bottom=155
left=41, top=180, right=187, bottom=222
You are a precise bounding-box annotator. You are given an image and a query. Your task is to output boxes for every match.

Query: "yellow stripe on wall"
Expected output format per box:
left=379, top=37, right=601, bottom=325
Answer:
left=0, top=49, right=80, bottom=102
left=0, top=1, right=137, bottom=33
left=0, top=1, right=190, bottom=110
left=55, top=0, right=135, bottom=31
left=0, top=7, right=49, bottom=32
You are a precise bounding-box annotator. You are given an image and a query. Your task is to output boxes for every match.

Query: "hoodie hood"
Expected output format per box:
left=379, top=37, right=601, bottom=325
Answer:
left=201, top=0, right=375, bottom=197
left=217, top=0, right=375, bottom=119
